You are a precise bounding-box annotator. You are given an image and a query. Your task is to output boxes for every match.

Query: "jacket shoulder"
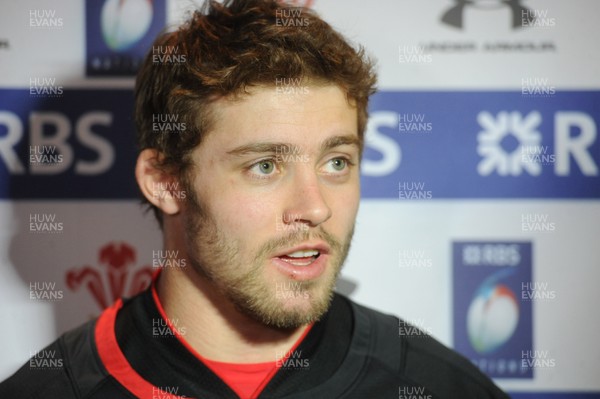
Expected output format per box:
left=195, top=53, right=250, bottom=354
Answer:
left=346, top=298, right=510, bottom=399
left=0, top=319, right=124, bottom=398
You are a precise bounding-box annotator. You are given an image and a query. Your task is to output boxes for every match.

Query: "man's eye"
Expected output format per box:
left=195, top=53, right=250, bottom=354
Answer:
left=328, top=158, right=348, bottom=172
left=250, top=159, right=276, bottom=175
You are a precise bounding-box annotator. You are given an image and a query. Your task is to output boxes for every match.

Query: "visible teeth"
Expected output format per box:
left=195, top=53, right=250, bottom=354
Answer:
left=286, top=250, right=319, bottom=258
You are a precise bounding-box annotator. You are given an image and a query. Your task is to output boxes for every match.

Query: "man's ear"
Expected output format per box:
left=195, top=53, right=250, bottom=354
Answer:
left=135, top=149, right=183, bottom=216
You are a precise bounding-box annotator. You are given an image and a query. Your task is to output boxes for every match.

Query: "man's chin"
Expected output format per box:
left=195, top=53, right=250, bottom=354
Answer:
left=264, top=301, right=331, bottom=330
left=233, top=283, right=335, bottom=329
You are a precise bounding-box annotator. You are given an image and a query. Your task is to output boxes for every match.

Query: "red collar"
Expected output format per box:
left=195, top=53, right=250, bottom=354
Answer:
left=95, top=271, right=313, bottom=399
left=95, top=298, right=190, bottom=399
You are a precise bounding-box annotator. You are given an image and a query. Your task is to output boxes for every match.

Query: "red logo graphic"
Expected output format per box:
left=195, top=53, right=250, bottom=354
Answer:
left=66, top=242, right=153, bottom=309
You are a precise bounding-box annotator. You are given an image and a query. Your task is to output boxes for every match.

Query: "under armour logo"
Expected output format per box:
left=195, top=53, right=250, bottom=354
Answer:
left=441, top=0, right=535, bottom=29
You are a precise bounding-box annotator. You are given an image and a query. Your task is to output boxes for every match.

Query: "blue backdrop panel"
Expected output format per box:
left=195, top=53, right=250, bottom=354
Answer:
left=363, top=91, right=600, bottom=199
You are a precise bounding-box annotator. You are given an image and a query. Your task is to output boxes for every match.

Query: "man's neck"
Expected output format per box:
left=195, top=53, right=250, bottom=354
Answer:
left=155, top=264, right=308, bottom=364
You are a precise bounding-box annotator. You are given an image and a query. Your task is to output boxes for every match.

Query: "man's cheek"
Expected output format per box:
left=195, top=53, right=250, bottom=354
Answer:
left=221, top=201, right=276, bottom=231
left=332, top=191, right=359, bottom=219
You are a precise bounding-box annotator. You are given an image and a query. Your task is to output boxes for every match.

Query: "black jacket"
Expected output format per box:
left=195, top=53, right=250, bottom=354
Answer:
left=0, top=288, right=509, bottom=398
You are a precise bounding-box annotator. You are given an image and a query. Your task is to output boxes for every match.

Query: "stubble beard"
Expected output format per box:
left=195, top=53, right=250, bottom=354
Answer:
left=182, top=186, right=354, bottom=329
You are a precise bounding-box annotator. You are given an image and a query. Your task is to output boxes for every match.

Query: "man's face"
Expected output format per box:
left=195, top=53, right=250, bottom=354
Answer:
left=182, top=84, right=360, bottom=328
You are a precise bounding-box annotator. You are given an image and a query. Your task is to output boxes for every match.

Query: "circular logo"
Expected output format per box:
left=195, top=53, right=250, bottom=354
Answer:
left=101, top=0, right=153, bottom=52
left=467, top=273, right=519, bottom=354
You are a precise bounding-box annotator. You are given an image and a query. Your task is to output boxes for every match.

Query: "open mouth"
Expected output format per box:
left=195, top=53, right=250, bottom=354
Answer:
left=277, top=250, right=321, bottom=267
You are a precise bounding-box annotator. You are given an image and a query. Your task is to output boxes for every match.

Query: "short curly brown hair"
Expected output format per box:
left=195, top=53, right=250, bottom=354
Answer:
left=134, top=0, right=377, bottom=225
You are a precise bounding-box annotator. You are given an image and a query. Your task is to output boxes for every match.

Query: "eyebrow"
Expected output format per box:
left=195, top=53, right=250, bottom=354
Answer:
left=226, top=134, right=360, bottom=157
left=320, top=135, right=361, bottom=152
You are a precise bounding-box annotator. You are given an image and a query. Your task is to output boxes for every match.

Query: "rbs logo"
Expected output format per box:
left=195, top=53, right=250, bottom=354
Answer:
left=362, top=109, right=598, bottom=177
left=477, top=111, right=598, bottom=177
left=0, top=111, right=115, bottom=175
left=361, top=91, right=600, bottom=198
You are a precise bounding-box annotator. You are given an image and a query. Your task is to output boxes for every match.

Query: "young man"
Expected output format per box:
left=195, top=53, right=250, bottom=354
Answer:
left=1, top=1, right=509, bottom=398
